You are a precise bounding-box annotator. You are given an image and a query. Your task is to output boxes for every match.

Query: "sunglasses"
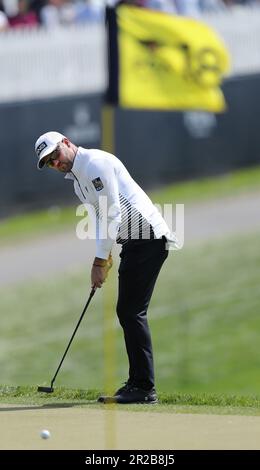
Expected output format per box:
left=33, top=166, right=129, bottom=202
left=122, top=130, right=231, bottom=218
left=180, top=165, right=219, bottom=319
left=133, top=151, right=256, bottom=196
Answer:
left=45, top=146, right=60, bottom=167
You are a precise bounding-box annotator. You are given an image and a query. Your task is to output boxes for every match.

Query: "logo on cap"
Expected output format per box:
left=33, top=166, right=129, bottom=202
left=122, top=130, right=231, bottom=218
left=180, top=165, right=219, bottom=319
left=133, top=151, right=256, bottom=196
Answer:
left=36, top=141, right=47, bottom=157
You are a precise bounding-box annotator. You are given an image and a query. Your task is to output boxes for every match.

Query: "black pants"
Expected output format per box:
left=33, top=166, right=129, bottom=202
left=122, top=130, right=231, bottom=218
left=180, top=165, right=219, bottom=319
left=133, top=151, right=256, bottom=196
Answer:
left=116, top=236, right=168, bottom=390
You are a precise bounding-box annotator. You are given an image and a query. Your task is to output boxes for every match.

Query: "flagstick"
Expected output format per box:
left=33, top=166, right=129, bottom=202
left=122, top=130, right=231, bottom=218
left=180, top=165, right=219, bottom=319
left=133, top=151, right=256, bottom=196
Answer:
left=101, top=103, right=117, bottom=450
left=101, top=104, right=115, bottom=155
left=103, top=274, right=117, bottom=449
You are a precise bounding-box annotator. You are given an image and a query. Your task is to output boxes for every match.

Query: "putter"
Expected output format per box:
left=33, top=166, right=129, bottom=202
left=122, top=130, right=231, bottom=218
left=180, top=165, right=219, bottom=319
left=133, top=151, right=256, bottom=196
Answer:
left=37, top=287, right=96, bottom=394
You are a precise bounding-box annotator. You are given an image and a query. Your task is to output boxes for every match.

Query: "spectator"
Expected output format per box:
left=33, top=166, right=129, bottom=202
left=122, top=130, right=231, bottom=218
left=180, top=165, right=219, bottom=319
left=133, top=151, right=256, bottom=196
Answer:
left=8, top=0, right=39, bottom=28
left=30, top=0, right=46, bottom=23
left=236, top=0, right=260, bottom=5
left=0, top=9, right=8, bottom=31
left=40, top=0, right=64, bottom=28
left=0, top=0, right=8, bottom=29
left=74, top=1, right=104, bottom=23
left=174, top=0, right=201, bottom=17
left=40, top=0, right=76, bottom=28
left=145, top=0, right=177, bottom=14
left=1, top=0, right=18, bottom=17
left=200, top=0, right=227, bottom=12
left=222, top=0, right=236, bottom=5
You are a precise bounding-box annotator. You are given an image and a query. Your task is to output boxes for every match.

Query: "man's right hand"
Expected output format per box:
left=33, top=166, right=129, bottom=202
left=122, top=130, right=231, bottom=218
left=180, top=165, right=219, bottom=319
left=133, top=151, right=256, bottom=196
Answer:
left=91, top=265, right=108, bottom=289
left=91, top=254, right=113, bottom=289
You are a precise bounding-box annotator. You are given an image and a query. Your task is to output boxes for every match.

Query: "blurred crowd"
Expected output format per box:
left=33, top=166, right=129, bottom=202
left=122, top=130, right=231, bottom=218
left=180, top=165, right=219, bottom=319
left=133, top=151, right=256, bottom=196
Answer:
left=0, top=0, right=103, bottom=30
left=1, top=0, right=260, bottom=31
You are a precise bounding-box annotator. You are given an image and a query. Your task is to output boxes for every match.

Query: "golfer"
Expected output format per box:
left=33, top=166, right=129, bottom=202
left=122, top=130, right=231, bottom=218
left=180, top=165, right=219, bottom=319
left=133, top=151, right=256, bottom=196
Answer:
left=35, top=131, right=178, bottom=404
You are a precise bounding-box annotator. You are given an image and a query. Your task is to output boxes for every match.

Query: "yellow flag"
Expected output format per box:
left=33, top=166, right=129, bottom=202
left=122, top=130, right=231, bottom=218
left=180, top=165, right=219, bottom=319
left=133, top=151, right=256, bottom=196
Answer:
left=117, top=5, right=230, bottom=112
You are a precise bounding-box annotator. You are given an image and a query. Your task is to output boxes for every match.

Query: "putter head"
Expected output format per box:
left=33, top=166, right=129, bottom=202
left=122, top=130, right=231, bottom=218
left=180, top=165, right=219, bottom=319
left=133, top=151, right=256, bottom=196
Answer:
left=97, top=395, right=117, bottom=404
left=37, top=386, right=54, bottom=394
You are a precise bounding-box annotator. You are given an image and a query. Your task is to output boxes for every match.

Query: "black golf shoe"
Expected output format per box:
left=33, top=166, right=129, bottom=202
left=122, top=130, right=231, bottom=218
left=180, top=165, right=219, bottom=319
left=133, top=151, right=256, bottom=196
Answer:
left=97, top=381, right=132, bottom=403
left=114, top=380, right=133, bottom=396
left=98, top=386, right=158, bottom=404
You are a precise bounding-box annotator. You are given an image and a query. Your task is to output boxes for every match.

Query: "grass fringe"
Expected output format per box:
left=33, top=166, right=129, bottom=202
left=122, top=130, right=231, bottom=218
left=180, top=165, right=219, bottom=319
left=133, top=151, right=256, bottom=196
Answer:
left=1, top=385, right=260, bottom=408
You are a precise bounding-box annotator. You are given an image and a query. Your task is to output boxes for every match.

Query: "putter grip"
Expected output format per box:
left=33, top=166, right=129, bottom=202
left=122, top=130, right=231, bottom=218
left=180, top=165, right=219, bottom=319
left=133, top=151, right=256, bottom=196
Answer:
left=90, top=287, right=96, bottom=297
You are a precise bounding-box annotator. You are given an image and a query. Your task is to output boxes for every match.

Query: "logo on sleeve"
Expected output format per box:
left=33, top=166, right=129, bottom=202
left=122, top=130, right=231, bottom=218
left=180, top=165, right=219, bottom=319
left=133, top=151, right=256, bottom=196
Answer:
left=36, top=141, right=47, bottom=157
left=92, top=177, right=104, bottom=191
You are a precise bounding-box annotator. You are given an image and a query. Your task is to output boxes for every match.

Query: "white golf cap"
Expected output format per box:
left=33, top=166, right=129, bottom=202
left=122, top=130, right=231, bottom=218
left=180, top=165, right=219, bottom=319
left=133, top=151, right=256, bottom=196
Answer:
left=35, top=131, right=65, bottom=169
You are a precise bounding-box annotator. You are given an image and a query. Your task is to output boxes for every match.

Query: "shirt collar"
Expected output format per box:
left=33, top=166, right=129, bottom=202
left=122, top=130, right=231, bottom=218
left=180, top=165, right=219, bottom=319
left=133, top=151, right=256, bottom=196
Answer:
left=64, top=146, right=88, bottom=181
left=64, top=173, right=74, bottom=180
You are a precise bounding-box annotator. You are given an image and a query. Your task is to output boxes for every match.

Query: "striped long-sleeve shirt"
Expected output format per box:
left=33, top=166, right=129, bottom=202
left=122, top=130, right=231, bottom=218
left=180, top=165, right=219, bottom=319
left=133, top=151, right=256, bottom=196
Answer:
left=65, top=147, right=178, bottom=259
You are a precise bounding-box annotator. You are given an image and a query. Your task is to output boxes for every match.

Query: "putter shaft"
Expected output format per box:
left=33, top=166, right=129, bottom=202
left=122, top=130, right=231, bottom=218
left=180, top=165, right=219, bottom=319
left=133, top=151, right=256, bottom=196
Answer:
left=37, top=287, right=96, bottom=393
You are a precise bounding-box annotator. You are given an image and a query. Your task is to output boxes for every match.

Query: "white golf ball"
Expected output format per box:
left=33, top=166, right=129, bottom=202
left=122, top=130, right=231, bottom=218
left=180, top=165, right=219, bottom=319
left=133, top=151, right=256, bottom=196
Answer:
left=40, top=429, right=50, bottom=440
